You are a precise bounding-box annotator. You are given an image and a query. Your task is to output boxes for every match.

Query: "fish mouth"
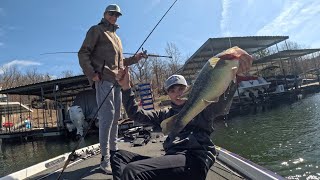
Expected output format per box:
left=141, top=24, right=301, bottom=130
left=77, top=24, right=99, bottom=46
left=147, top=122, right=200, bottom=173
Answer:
left=219, top=54, right=238, bottom=60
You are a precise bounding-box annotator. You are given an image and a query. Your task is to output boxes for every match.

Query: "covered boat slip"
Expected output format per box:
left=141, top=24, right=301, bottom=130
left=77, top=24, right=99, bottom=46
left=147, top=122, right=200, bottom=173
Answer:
left=253, top=48, right=320, bottom=77
left=252, top=48, right=320, bottom=92
left=178, top=36, right=320, bottom=86
left=0, top=101, right=34, bottom=138
left=0, top=75, right=91, bottom=140
left=254, top=49, right=320, bottom=64
left=179, top=36, right=289, bottom=82
left=0, top=102, right=33, bottom=128
left=0, top=75, right=90, bottom=102
left=3, top=133, right=284, bottom=180
left=0, top=102, right=32, bottom=114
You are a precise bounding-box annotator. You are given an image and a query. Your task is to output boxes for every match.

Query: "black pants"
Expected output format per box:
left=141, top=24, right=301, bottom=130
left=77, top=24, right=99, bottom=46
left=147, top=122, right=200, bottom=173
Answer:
left=110, top=150, right=210, bottom=180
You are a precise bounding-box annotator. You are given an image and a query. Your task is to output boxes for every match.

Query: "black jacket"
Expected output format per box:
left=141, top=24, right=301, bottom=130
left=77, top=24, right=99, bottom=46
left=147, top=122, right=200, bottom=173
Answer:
left=121, top=82, right=236, bottom=168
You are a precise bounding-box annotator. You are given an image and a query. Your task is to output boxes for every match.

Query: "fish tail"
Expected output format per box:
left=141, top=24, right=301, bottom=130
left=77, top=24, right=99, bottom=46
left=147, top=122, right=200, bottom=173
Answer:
left=160, top=114, right=178, bottom=135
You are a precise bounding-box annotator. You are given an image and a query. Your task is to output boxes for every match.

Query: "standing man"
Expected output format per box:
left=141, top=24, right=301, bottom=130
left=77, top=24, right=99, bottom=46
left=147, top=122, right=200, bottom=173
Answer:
left=78, top=4, right=145, bottom=174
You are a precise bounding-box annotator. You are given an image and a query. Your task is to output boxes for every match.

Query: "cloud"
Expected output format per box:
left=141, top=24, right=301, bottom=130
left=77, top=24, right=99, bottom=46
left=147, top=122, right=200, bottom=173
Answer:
left=0, top=60, right=42, bottom=74
left=256, top=1, right=320, bottom=36
left=143, top=0, right=161, bottom=14
left=247, top=0, right=254, bottom=6
left=0, top=8, right=4, bottom=16
left=0, top=25, right=17, bottom=37
left=0, top=42, right=3, bottom=46
left=151, top=0, right=161, bottom=7
left=220, top=0, right=232, bottom=36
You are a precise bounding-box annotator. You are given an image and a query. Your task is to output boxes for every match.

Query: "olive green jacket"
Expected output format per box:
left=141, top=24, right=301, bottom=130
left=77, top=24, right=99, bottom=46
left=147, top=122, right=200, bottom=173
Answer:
left=78, top=18, right=137, bottom=87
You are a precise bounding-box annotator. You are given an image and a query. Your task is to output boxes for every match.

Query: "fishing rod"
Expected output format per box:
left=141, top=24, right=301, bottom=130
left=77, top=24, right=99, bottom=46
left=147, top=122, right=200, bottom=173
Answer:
left=56, top=0, right=178, bottom=179
left=126, top=53, right=172, bottom=58
left=40, top=51, right=172, bottom=58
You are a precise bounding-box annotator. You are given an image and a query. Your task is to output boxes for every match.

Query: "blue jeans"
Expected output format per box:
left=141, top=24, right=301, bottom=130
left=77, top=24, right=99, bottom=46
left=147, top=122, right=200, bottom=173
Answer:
left=95, top=80, right=121, bottom=160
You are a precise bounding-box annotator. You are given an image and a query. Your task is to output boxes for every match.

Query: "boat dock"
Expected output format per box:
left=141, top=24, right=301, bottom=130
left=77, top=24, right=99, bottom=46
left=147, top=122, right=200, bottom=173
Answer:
left=0, top=127, right=64, bottom=142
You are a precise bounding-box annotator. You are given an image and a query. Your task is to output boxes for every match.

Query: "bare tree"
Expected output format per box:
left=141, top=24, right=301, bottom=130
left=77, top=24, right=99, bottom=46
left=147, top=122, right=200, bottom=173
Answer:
left=253, top=49, right=270, bottom=60
left=0, top=66, right=22, bottom=89
left=130, top=56, right=153, bottom=84
left=0, top=65, right=54, bottom=102
left=150, top=56, right=168, bottom=94
left=60, top=70, right=74, bottom=78
left=25, top=68, right=49, bottom=84
left=165, top=42, right=183, bottom=74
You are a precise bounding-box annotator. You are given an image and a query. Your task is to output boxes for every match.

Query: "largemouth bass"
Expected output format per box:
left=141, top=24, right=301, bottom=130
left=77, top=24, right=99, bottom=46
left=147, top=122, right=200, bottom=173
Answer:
left=161, top=46, right=247, bottom=135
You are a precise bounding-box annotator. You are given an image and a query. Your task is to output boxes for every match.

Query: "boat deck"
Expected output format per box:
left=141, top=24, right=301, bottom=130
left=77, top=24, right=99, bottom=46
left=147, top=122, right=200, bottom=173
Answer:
left=27, top=135, right=244, bottom=180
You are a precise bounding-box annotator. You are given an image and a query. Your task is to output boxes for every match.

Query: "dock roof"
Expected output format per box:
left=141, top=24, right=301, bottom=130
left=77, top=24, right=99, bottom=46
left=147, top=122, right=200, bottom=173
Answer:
left=253, top=49, right=320, bottom=64
left=0, top=75, right=90, bottom=102
left=179, top=36, right=289, bottom=82
left=0, top=102, right=33, bottom=114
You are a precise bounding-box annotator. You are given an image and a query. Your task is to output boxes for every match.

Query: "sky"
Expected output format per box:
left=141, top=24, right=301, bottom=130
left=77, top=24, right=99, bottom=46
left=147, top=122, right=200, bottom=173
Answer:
left=1, top=0, right=320, bottom=78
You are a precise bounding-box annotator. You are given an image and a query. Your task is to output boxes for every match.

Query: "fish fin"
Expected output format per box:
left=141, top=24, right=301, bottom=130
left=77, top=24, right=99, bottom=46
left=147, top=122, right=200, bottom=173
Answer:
left=232, top=66, right=238, bottom=75
left=178, top=85, right=193, bottom=100
left=232, top=66, right=238, bottom=82
left=202, top=98, right=219, bottom=105
left=209, top=57, right=220, bottom=66
left=160, top=114, right=178, bottom=135
left=177, top=97, right=188, bottom=101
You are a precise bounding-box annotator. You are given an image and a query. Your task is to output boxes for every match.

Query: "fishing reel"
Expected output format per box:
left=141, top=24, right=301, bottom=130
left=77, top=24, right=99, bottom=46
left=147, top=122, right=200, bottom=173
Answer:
left=140, top=48, right=172, bottom=59
left=142, top=48, right=148, bottom=59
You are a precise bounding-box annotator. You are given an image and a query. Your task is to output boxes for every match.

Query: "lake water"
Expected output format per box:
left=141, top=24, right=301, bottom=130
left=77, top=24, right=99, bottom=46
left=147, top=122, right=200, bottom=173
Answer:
left=1, top=93, right=320, bottom=179
left=213, top=92, right=320, bottom=179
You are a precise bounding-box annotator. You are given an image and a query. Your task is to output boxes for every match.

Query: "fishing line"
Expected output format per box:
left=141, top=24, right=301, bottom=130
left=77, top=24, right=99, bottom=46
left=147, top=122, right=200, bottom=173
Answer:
left=57, top=1, right=178, bottom=179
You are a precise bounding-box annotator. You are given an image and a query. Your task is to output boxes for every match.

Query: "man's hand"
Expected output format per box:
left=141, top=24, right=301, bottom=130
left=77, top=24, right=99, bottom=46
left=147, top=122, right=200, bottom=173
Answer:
left=92, top=73, right=100, bottom=82
left=134, top=52, right=148, bottom=62
left=237, top=52, right=253, bottom=75
left=116, top=67, right=131, bottom=90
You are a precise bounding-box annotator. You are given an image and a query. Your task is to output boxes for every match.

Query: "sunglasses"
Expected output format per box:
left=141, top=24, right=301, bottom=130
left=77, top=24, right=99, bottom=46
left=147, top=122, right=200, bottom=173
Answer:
left=107, top=11, right=121, bottom=18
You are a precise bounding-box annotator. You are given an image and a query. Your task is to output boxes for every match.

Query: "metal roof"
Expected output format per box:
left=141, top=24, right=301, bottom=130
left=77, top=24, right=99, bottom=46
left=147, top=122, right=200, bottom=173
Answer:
left=254, top=49, right=320, bottom=64
left=0, top=75, right=90, bottom=102
left=0, top=102, right=33, bottom=114
left=305, top=68, right=320, bottom=75
left=179, top=36, right=289, bottom=82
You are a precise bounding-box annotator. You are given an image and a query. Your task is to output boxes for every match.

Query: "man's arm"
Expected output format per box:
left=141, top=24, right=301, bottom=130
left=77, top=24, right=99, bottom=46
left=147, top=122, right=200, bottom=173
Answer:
left=123, top=52, right=146, bottom=66
left=123, top=57, right=138, bottom=66
left=78, top=26, right=100, bottom=80
left=122, top=88, right=166, bottom=126
left=118, top=66, right=168, bottom=126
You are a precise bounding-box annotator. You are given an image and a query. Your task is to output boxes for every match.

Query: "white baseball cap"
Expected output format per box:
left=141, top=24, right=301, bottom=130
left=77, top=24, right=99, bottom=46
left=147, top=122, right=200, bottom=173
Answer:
left=105, top=4, right=122, bottom=15
left=164, top=75, right=188, bottom=91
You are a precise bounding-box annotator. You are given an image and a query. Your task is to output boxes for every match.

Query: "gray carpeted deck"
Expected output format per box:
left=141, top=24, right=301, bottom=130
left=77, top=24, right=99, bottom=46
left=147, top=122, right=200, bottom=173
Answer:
left=29, top=134, right=244, bottom=180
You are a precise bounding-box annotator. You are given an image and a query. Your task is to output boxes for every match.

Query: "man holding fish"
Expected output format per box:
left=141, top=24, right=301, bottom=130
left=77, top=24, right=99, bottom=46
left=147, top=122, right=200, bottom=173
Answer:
left=111, top=47, right=253, bottom=180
